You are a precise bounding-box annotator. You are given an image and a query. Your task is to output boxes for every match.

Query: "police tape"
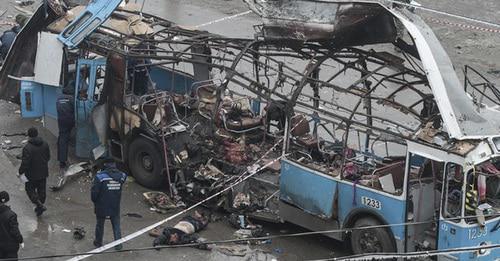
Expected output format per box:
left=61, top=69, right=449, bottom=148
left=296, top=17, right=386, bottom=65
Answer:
left=66, top=156, right=284, bottom=260
left=194, top=10, right=253, bottom=28
left=425, top=17, right=500, bottom=34
left=66, top=116, right=310, bottom=260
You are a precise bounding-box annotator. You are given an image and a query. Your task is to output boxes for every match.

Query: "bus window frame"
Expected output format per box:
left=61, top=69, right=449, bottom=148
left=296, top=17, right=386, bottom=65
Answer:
left=441, top=162, right=465, bottom=223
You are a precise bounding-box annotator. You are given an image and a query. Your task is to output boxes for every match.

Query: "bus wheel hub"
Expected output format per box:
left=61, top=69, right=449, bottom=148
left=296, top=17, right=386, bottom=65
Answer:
left=141, top=154, right=153, bottom=171
left=360, top=232, right=382, bottom=252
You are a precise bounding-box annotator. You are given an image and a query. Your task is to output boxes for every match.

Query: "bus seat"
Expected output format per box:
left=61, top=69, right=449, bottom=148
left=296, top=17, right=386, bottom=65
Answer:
left=291, top=114, right=318, bottom=149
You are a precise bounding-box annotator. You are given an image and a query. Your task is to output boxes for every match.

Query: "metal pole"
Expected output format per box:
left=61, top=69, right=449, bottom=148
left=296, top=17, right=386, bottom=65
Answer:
left=140, top=0, right=147, bottom=17
left=361, top=59, right=372, bottom=160
left=153, top=88, right=174, bottom=197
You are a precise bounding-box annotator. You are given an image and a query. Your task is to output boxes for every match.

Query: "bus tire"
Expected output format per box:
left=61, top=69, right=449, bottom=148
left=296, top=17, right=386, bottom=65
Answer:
left=128, top=137, right=165, bottom=189
left=350, top=217, right=396, bottom=254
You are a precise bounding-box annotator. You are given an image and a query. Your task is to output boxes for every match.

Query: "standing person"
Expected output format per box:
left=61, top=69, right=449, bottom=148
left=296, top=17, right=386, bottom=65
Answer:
left=0, top=191, right=24, bottom=260
left=0, top=14, right=28, bottom=60
left=19, top=127, right=50, bottom=217
left=56, top=87, right=75, bottom=170
left=91, top=162, right=127, bottom=250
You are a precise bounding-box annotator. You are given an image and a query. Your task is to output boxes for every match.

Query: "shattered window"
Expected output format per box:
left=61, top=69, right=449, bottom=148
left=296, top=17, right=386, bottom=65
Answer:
left=77, top=65, right=90, bottom=101
left=93, top=65, right=106, bottom=102
left=63, top=12, right=92, bottom=38
left=442, top=163, right=464, bottom=222
left=466, top=158, right=500, bottom=223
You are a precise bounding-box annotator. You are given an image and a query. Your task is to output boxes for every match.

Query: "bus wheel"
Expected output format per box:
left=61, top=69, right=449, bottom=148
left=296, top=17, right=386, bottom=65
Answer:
left=351, top=217, right=395, bottom=254
left=128, top=137, right=164, bottom=189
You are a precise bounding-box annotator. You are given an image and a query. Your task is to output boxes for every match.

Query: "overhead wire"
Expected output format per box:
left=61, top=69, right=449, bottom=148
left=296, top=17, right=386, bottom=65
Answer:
left=1, top=211, right=497, bottom=260
left=308, top=244, right=500, bottom=261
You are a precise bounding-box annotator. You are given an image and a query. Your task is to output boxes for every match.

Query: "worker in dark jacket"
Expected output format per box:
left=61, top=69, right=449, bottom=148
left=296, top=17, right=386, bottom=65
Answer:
left=19, top=127, right=50, bottom=217
left=0, top=191, right=24, bottom=260
left=0, top=14, right=28, bottom=61
left=56, top=87, right=75, bottom=169
left=0, top=26, right=20, bottom=60
left=91, top=162, right=127, bottom=250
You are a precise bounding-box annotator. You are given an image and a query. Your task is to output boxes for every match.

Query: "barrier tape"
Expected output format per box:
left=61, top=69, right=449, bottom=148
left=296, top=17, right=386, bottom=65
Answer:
left=425, top=17, right=500, bottom=34
left=194, top=10, right=252, bottom=28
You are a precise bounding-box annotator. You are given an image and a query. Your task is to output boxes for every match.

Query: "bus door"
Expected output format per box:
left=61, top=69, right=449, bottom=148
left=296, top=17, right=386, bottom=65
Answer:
left=75, top=58, right=106, bottom=158
left=405, top=153, right=444, bottom=252
left=438, top=162, right=500, bottom=260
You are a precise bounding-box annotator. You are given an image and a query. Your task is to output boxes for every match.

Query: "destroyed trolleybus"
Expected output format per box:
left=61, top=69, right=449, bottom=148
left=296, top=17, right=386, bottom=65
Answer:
left=11, top=0, right=500, bottom=260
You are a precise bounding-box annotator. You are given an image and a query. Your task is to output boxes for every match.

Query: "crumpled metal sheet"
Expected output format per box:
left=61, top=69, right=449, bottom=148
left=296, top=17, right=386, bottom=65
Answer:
left=91, top=103, right=108, bottom=145
left=244, top=0, right=396, bottom=45
left=392, top=8, right=500, bottom=139
left=50, top=162, right=90, bottom=191
left=47, top=6, right=86, bottom=33
left=103, top=15, right=154, bottom=36
left=46, top=0, right=65, bottom=16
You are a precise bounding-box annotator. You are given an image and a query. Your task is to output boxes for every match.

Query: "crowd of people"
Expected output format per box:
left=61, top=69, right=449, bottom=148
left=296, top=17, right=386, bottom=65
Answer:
left=1, top=125, right=209, bottom=260
left=0, top=125, right=130, bottom=259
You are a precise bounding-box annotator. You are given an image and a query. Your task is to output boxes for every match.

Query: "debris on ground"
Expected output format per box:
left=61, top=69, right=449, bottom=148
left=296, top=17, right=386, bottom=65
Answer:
left=73, top=226, right=86, bottom=240
left=3, top=132, right=26, bottom=137
left=143, top=191, right=180, bottom=213
left=234, top=229, right=253, bottom=239
left=50, top=162, right=90, bottom=191
left=232, top=193, right=250, bottom=209
left=194, top=160, right=225, bottom=181
left=15, top=0, right=35, bottom=6
left=209, top=245, right=277, bottom=261
left=124, top=213, right=143, bottom=218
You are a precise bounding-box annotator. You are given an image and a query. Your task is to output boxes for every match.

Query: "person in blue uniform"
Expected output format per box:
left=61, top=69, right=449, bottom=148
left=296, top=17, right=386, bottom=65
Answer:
left=91, top=162, right=127, bottom=250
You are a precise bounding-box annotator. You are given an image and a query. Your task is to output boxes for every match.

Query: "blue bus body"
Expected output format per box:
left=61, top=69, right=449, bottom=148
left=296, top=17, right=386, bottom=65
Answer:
left=58, top=0, right=122, bottom=49
left=280, top=159, right=406, bottom=250
left=439, top=220, right=500, bottom=260
left=278, top=147, right=500, bottom=260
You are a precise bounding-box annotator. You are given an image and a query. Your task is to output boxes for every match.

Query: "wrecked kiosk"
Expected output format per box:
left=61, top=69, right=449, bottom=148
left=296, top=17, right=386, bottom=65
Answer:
left=9, top=0, right=500, bottom=259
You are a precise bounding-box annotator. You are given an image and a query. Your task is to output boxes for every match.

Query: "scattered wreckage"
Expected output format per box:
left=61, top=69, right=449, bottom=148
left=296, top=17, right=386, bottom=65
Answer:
left=2, top=0, right=499, bottom=259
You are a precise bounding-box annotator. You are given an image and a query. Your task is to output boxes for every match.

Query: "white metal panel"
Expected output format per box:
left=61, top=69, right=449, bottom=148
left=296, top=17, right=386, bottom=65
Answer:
left=34, top=32, right=64, bottom=87
left=388, top=8, right=500, bottom=140
left=465, top=141, right=493, bottom=165
left=407, top=141, right=464, bottom=164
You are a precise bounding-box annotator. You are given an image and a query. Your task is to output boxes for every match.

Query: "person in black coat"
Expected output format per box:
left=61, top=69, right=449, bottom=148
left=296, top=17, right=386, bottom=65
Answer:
left=0, top=191, right=23, bottom=260
left=56, top=87, right=75, bottom=169
left=0, top=14, right=28, bottom=61
left=91, top=162, right=127, bottom=250
left=0, top=26, right=19, bottom=60
left=18, top=127, right=50, bottom=216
